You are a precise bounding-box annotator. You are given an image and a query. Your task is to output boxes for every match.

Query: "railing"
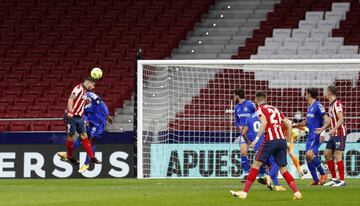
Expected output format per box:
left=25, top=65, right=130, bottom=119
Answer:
left=0, top=117, right=63, bottom=131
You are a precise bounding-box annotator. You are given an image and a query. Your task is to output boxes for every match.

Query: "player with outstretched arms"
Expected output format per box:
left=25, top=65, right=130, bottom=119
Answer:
left=293, top=88, right=329, bottom=185
left=233, top=89, right=256, bottom=181
left=230, top=91, right=302, bottom=200
left=316, top=86, right=347, bottom=187
left=61, top=77, right=101, bottom=165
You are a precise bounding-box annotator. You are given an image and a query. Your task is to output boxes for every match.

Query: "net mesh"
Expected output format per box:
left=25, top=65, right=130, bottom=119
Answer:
left=139, top=61, right=360, bottom=178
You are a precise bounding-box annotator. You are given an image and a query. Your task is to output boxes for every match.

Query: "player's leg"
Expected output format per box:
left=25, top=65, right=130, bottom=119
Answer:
left=230, top=142, right=269, bottom=199
left=305, top=140, right=319, bottom=184
left=63, top=116, right=80, bottom=165
left=324, top=137, right=338, bottom=186
left=240, top=139, right=250, bottom=180
left=288, top=142, right=303, bottom=177
left=306, top=141, right=326, bottom=185
left=268, top=157, right=286, bottom=191
left=274, top=140, right=302, bottom=200
left=77, top=119, right=101, bottom=164
left=333, top=136, right=346, bottom=186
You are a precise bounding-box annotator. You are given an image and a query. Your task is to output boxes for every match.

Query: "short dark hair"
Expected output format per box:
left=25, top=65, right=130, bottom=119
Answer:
left=327, top=85, right=337, bottom=96
left=85, top=76, right=96, bottom=82
left=255, top=91, right=266, bottom=100
left=305, top=88, right=318, bottom=99
left=234, top=89, right=245, bottom=99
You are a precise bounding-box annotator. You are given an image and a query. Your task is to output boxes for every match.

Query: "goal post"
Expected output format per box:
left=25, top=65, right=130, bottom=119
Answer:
left=137, top=59, right=360, bottom=179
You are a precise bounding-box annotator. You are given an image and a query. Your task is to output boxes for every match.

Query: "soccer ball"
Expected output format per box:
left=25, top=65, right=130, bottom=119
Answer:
left=90, top=67, right=103, bottom=80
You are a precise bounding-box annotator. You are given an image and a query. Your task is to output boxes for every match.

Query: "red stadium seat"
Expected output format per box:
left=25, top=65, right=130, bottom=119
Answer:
left=9, top=122, right=30, bottom=131
left=50, top=121, right=65, bottom=131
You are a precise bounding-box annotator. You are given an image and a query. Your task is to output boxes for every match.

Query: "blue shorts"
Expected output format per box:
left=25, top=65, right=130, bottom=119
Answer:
left=87, top=122, right=105, bottom=139
left=326, top=136, right=346, bottom=151
left=255, top=139, right=287, bottom=167
left=63, top=114, right=86, bottom=136
left=306, top=137, right=320, bottom=154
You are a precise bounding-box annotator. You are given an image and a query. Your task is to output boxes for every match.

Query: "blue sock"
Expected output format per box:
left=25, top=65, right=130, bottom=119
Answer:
left=269, top=160, right=280, bottom=186
left=84, top=145, right=95, bottom=165
left=311, top=156, right=325, bottom=175
left=241, top=156, right=250, bottom=174
left=73, top=138, right=81, bottom=150
left=307, top=161, right=319, bottom=182
left=258, top=165, right=266, bottom=177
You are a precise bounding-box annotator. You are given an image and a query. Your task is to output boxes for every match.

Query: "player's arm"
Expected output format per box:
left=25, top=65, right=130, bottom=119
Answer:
left=293, top=119, right=306, bottom=128
left=250, top=115, right=266, bottom=148
left=316, top=117, right=331, bottom=134
left=67, top=94, right=76, bottom=118
left=282, top=117, right=293, bottom=144
left=329, top=112, right=344, bottom=136
left=241, top=126, right=252, bottom=145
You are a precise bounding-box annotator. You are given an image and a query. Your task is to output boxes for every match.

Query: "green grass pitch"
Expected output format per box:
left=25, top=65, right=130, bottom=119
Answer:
left=0, top=179, right=359, bottom=206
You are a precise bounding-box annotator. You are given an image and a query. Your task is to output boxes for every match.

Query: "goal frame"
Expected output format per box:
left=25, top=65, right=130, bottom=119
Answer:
left=136, top=59, right=360, bottom=179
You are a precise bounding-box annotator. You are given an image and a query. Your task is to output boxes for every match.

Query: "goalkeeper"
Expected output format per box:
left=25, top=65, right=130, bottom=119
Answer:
left=287, top=111, right=306, bottom=178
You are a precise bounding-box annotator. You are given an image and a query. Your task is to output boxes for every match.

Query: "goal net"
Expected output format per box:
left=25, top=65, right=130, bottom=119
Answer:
left=137, top=59, right=360, bottom=179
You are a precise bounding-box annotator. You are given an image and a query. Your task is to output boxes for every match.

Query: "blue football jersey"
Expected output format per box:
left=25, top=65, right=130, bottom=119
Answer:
left=245, top=113, right=265, bottom=142
left=306, top=100, right=326, bottom=139
left=234, top=100, right=256, bottom=128
left=84, top=92, right=109, bottom=125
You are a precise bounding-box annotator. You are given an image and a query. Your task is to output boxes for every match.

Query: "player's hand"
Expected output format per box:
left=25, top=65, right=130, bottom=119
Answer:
left=329, top=129, right=336, bottom=136
left=84, top=121, right=89, bottom=126
left=67, top=111, right=74, bottom=118
left=107, top=116, right=113, bottom=124
left=249, top=141, right=257, bottom=149
left=315, top=128, right=323, bottom=134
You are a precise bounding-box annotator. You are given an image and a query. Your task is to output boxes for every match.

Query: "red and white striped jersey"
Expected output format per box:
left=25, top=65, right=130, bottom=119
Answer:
left=66, top=83, right=88, bottom=116
left=256, top=104, right=286, bottom=141
left=329, top=99, right=347, bottom=137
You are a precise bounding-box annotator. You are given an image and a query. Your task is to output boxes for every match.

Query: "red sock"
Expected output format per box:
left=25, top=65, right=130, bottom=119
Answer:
left=82, top=138, right=94, bottom=158
left=66, top=139, right=74, bottom=158
left=243, top=167, right=259, bottom=193
left=327, top=160, right=337, bottom=179
left=337, top=160, right=344, bottom=181
left=282, top=171, right=299, bottom=193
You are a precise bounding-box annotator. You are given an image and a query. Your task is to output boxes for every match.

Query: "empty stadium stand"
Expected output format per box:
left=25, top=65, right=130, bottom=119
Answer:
left=233, top=0, right=360, bottom=59
left=171, top=0, right=280, bottom=59
left=0, top=0, right=215, bottom=131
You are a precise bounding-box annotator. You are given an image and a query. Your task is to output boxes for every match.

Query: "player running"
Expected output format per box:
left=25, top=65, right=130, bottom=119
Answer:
left=293, top=88, right=329, bottom=185
left=233, top=89, right=256, bottom=181
left=242, top=112, right=286, bottom=192
left=61, top=77, right=101, bottom=165
left=230, top=91, right=302, bottom=200
left=316, top=86, right=347, bottom=187
left=77, top=92, right=112, bottom=173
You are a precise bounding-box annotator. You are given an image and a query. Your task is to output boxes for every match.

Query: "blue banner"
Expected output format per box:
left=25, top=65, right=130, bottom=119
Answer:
left=150, top=143, right=360, bottom=178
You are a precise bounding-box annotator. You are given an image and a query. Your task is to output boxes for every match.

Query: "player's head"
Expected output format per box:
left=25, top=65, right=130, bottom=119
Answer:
left=305, top=87, right=318, bottom=101
left=84, top=76, right=96, bottom=91
left=87, top=92, right=101, bottom=104
left=254, top=91, right=266, bottom=106
left=326, top=85, right=337, bottom=100
left=293, top=110, right=303, bottom=123
left=233, top=88, right=245, bottom=103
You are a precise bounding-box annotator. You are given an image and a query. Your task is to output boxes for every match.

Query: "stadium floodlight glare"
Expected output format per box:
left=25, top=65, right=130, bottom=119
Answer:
left=137, top=59, right=360, bottom=179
